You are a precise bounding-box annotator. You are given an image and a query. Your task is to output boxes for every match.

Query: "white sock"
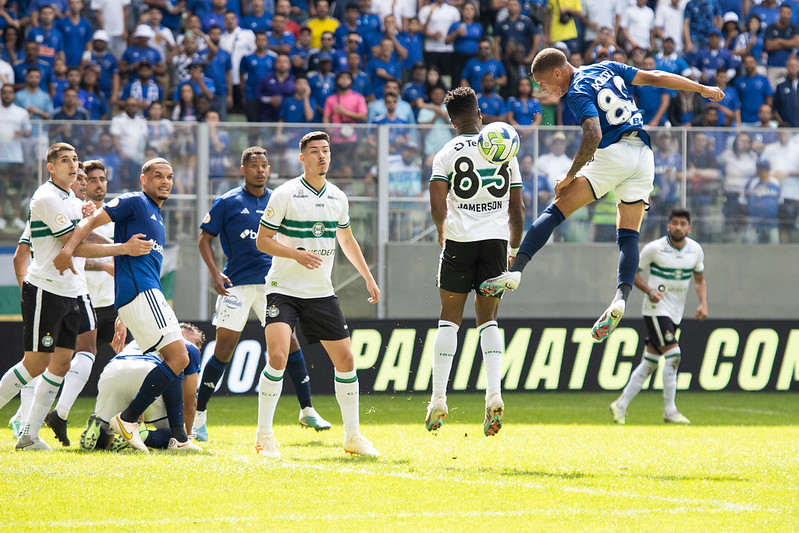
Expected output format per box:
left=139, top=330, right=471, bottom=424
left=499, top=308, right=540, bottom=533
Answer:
left=194, top=410, right=207, bottom=430
left=256, top=364, right=284, bottom=437
left=55, top=351, right=95, bottom=420
left=432, top=320, right=458, bottom=401
left=13, top=376, right=39, bottom=423
left=662, top=347, right=681, bottom=415
left=0, top=361, right=33, bottom=409
left=479, top=321, right=503, bottom=400
left=618, top=355, right=658, bottom=409
left=21, top=370, right=63, bottom=439
left=335, top=369, right=359, bottom=440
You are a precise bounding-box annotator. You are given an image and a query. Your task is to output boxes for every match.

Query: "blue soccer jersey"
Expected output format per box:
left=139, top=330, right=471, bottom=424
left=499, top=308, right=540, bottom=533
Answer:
left=566, top=61, right=650, bottom=149
left=104, top=192, right=166, bottom=308
left=113, top=339, right=201, bottom=378
left=200, top=186, right=273, bottom=286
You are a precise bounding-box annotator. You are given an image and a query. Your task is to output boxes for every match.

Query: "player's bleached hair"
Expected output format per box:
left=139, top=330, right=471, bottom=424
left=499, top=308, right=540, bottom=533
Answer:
left=531, top=48, right=567, bottom=77
left=241, top=146, right=268, bottom=167
left=46, top=142, right=76, bottom=163
left=179, top=322, right=206, bottom=349
left=443, top=86, right=478, bottom=123
left=299, top=130, right=330, bottom=152
left=669, top=208, right=691, bottom=224
left=83, top=160, right=106, bottom=175
left=141, top=157, right=171, bottom=175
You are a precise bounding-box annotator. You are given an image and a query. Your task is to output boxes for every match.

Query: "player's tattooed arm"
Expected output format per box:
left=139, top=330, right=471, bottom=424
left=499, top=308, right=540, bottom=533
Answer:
left=84, top=231, right=113, bottom=245
left=566, top=116, right=601, bottom=179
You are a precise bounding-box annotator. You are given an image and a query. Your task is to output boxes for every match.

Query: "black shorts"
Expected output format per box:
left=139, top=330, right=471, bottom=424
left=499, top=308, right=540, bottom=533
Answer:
left=94, top=304, right=120, bottom=347
left=21, top=281, right=81, bottom=353
left=437, top=239, right=507, bottom=294
left=643, top=315, right=680, bottom=351
left=265, top=293, right=349, bottom=344
left=778, top=199, right=799, bottom=230
left=77, top=294, right=97, bottom=335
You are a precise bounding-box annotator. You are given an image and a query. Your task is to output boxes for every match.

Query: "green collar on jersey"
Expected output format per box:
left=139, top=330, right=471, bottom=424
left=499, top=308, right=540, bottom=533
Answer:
left=300, top=175, right=327, bottom=197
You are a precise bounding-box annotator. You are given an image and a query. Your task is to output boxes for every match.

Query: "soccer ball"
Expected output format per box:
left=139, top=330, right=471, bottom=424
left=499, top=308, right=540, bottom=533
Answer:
left=477, top=122, right=520, bottom=165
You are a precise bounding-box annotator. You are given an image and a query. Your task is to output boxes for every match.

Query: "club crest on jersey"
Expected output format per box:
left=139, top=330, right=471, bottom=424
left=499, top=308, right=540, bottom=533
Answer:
left=312, top=222, right=325, bottom=237
left=202, top=213, right=211, bottom=224
left=267, top=306, right=279, bottom=318
left=106, top=198, right=119, bottom=208
left=665, top=331, right=675, bottom=343
left=266, top=206, right=274, bottom=218
left=41, top=335, right=54, bottom=348
left=55, top=214, right=67, bottom=226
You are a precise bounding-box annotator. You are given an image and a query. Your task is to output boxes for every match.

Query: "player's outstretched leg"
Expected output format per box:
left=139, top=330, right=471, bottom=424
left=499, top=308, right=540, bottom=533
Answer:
left=610, top=354, right=658, bottom=424
left=9, top=377, right=38, bottom=439
left=425, top=320, right=458, bottom=431
left=480, top=320, right=504, bottom=436
left=480, top=205, right=566, bottom=296
left=592, top=228, right=640, bottom=342
left=46, top=351, right=96, bottom=446
left=662, top=348, right=690, bottom=424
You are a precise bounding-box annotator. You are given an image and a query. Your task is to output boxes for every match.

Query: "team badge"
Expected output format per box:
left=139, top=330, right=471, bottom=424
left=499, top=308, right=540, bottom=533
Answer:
left=674, top=269, right=683, bottom=278
left=41, top=335, right=54, bottom=348
left=267, top=306, right=279, bottom=318
left=665, top=331, right=675, bottom=343
left=312, top=222, right=325, bottom=237
left=106, top=198, right=120, bottom=208
left=266, top=206, right=274, bottom=218
left=202, top=213, right=211, bottom=224
left=55, top=214, right=67, bottom=225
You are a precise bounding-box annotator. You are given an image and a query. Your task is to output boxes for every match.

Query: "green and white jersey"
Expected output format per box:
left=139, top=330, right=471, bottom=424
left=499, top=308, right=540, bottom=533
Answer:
left=259, top=175, right=349, bottom=299
left=639, top=236, right=704, bottom=323
left=26, top=180, right=86, bottom=298
left=430, top=132, right=523, bottom=243
left=84, top=220, right=115, bottom=308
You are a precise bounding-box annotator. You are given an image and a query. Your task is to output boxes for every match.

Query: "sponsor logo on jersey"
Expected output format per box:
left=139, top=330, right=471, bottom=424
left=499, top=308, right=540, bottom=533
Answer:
left=150, top=240, right=164, bottom=255
left=224, top=295, right=243, bottom=309
left=239, top=229, right=256, bottom=239
left=292, top=190, right=309, bottom=199
left=306, top=248, right=335, bottom=256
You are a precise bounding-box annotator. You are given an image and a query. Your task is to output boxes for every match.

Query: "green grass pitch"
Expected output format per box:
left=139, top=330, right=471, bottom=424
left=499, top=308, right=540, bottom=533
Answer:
left=1, top=392, right=798, bottom=531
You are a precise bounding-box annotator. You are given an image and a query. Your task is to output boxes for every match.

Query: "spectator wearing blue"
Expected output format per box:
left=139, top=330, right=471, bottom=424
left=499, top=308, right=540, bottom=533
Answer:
left=289, top=25, right=313, bottom=75
left=368, top=78, right=415, bottom=123
left=80, top=67, right=108, bottom=120
left=13, top=40, right=53, bottom=93
left=764, top=3, right=799, bottom=89
left=307, top=52, right=335, bottom=120
left=507, top=77, right=541, bottom=127
left=28, top=0, right=67, bottom=26
left=240, top=31, right=277, bottom=122
left=122, top=60, right=165, bottom=115
left=173, top=59, right=215, bottom=102
left=749, top=0, right=781, bottom=29
left=476, top=72, right=506, bottom=124
left=335, top=3, right=360, bottom=49
left=51, top=86, right=89, bottom=145
left=308, top=30, right=337, bottom=73
left=53, top=65, right=89, bottom=109
left=200, top=24, right=233, bottom=120
left=733, top=15, right=766, bottom=67
left=401, top=61, right=426, bottom=116
left=734, top=53, right=774, bottom=126
left=276, top=75, right=315, bottom=148
left=241, top=0, right=272, bottom=33
left=26, top=4, right=64, bottom=67
left=655, top=37, right=692, bottom=77
left=743, top=158, right=782, bottom=243
left=397, top=16, right=424, bottom=81
left=683, top=0, right=722, bottom=58
left=345, top=49, right=373, bottom=101
left=708, top=67, right=740, bottom=126
left=445, top=1, right=482, bottom=83
left=148, top=0, right=185, bottom=33
left=333, top=31, right=362, bottom=73
left=120, top=25, right=166, bottom=78
left=201, top=0, right=228, bottom=32
left=14, top=67, right=53, bottom=141
left=85, top=30, right=118, bottom=105
left=267, top=12, right=295, bottom=55
left=461, top=39, right=506, bottom=90
left=366, top=37, right=401, bottom=99
left=356, top=0, right=382, bottom=58
left=774, top=54, right=799, bottom=127
left=493, top=0, right=539, bottom=65
left=371, top=92, right=410, bottom=152
left=0, top=25, right=22, bottom=65
left=56, top=0, right=92, bottom=67
left=256, top=52, right=294, bottom=122
left=694, top=29, right=737, bottom=85
left=519, top=154, right=552, bottom=227
left=0, top=2, right=19, bottom=38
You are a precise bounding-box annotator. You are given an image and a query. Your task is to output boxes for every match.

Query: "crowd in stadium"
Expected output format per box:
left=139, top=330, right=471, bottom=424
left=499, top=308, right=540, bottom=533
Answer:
left=0, top=0, right=798, bottom=244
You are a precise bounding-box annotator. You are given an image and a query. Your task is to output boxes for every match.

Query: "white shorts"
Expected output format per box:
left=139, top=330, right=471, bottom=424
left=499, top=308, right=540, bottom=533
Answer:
left=117, top=289, right=182, bottom=354
left=212, top=284, right=266, bottom=331
left=94, top=359, right=168, bottom=428
left=577, top=134, right=654, bottom=205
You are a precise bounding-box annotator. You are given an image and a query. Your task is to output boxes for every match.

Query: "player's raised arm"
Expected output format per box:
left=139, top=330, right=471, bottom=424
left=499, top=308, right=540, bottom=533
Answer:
left=563, top=116, right=602, bottom=183
left=632, top=69, right=724, bottom=102
left=336, top=226, right=380, bottom=304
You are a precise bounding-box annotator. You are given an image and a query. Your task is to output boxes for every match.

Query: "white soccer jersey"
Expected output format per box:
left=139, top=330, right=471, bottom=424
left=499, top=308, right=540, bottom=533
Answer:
left=85, top=221, right=115, bottom=308
left=26, top=180, right=86, bottom=298
left=430, top=133, right=523, bottom=243
left=259, top=175, right=350, bottom=299
left=639, top=236, right=704, bottom=324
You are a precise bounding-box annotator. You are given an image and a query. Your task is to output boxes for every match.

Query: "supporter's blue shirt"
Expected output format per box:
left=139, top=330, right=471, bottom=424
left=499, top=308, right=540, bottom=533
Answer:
left=13, top=59, right=52, bottom=91
left=507, top=96, right=541, bottom=126
left=373, top=114, right=409, bottom=147
left=187, top=0, right=212, bottom=18
left=684, top=0, right=722, bottom=39
left=83, top=90, right=107, bottom=120
left=397, top=31, right=423, bottom=71
left=655, top=53, right=690, bottom=76
left=764, top=22, right=799, bottom=67
left=477, top=92, right=507, bottom=117
left=242, top=13, right=273, bottom=33
left=104, top=192, right=166, bottom=308
left=744, top=176, right=780, bottom=225
left=256, top=73, right=295, bottom=121
left=494, top=14, right=538, bottom=56
left=121, top=45, right=163, bottom=68
left=356, top=13, right=382, bottom=41
left=201, top=11, right=226, bottom=32
left=26, top=26, right=64, bottom=66
left=402, top=81, right=425, bottom=107
left=200, top=48, right=232, bottom=97
left=123, top=79, right=166, bottom=105
left=716, top=86, right=740, bottom=126
left=88, top=51, right=119, bottom=100
left=267, top=30, right=295, bottom=49
left=447, top=21, right=482, bottom=55
left=240, top=51, right=276, bottom=99
left=279, top=95, right=316, bottom=145
left=307, top=70, right=335, bottom=119
left=55, top=16, right=93, bottom=66
left=695, top=47, right=736, bottom=83
left=461, top=58, right=506, bottom=91
left=774, top=78, right=799, bottom=127
left=733, top=74, right=773, bottom=123
left=200, top=186, right=273, bottom=286
left=567, top=61, right=649, bottom=149
left=351, top=70, right=373, bottom=99
left=749, top=3, right=781, bottom=28
left=631, top=84, right=668, bottom=126
left=653, top=149, right=682, bottom=202
left=366, top=56, right=401, bottom=98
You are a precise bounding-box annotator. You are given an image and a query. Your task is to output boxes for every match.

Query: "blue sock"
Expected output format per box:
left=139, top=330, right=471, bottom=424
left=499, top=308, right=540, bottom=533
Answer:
left=161, top=376, right=187, bottom=441
left=514, top=205, right=566, bottom=272
left=286, top=349, right=312, bottom=409
left=616, top=228, right=640, bottom=300
left=122, top=363, right=178, bottom=423
left=196, top=356, right=228, bottom=411
left=144, top=427, right=172, bottom=449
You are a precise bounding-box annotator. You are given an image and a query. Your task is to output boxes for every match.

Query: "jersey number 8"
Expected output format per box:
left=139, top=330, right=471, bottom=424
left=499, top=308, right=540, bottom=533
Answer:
left=453, top=157, right=510, bottom=199
left=597, top=76, right=637, bottom=126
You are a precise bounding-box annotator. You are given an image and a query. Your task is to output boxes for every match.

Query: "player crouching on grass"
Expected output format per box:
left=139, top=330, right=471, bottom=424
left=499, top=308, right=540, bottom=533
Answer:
left=80, top=323, right=205, bottom=452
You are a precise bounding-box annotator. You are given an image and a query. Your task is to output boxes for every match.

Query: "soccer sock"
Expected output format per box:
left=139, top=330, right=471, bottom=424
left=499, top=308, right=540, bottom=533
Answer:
left=196, top=355, right=228, bottom=412
left=513, top=205, right=566, bottom=273
left=286, top=349, right=313, bottom=409
left=0, top=361, right=33, bottom=410
left=479, top=321, right=503, bottom=400
left=618, top=355, right=659, bottom=409
left=193, top=409, right=206, bottom=431
left=55, top=351, right=95, bottom=420
left=615, top=229, right=640, bottom=303
left=21, top=370, right=63, bottom=439
left=334, top=369, right=359, bottom=440
left=662, top=347, right=681, bottom=414
left=161, top=376, right=187, bottom=442
left=14, top=376, right=39, bottom=423
left=432, top=320, right=459, bottom=401
left=257, top=364, right=284, bottom=437
left=121, top=363, right=178, bottom=423
left=144, top=427, right=172, bottom=449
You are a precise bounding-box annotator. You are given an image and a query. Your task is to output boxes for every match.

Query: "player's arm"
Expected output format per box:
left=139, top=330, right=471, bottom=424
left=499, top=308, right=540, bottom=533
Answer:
left=182, top=371, right=198, bottom=434
left=564, top=116, right=602, bottom=182
left=336, top=226, right=380, bottom=304
left=198, top=230, right=231, bottom=295
left=429, top=180, right=448, bottom=246
left=634, top=271, right=662, bottom=302
left=256, top=224, right=322, bottom=269
left=693, top=271, right=708, bottom=320
left=13, top=243, right=31, bottom=289
left=84, top=259, right=114, bottom=275
left=632, top=69, right=724, bottom=102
